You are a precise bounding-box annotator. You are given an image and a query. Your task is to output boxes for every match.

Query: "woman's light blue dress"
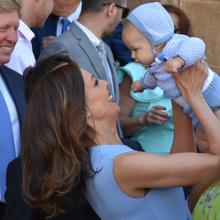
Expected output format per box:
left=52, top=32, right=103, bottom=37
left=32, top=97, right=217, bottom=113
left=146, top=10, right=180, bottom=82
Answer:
left=86, top=144, right=191, bottom=220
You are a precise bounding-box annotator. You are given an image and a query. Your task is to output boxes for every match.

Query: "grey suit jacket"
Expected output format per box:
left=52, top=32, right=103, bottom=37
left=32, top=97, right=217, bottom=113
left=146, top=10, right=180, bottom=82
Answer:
left=40, top=23, right=119, bottom=103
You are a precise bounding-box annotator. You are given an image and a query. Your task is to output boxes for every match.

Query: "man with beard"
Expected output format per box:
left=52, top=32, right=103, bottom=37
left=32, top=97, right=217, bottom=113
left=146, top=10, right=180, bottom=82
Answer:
left=40, top=0, right=129, bottom=105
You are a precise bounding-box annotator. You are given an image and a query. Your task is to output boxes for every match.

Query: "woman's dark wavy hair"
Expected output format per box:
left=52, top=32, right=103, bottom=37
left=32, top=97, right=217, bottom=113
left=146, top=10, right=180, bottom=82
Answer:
left=163, top=4, right=193, bottom=36
left=23, top=55, right=73, bottom=103
left=22, top=55, right=96, bottom=218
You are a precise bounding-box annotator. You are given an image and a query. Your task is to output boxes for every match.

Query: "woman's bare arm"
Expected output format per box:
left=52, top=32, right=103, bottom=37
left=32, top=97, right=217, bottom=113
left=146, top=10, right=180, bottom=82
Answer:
left=171, top=101, right=195, bottom=153
left=114, top=151, right=220, bottom=194
left=173, top=62, right=220, bottom=154
left=114, top=62, right=220, bottom=195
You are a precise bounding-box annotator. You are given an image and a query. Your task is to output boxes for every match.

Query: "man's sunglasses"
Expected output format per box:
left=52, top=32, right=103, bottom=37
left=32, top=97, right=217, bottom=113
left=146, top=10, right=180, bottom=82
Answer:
left=103, top=3, right=130, bottom=19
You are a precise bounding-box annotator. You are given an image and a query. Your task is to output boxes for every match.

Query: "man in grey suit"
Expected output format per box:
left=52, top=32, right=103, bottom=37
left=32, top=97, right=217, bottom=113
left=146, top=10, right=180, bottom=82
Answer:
left=40, top=0, right=129, bottom=104
left=39, top=0, right=144, bottom=151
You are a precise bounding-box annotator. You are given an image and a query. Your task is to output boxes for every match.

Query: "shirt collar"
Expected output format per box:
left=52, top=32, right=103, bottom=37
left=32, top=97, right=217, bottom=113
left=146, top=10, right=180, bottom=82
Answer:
left=59, top=1, right=82, bottom=23
left=74, top=20, right=101, bottom=47
left=69, top=1, right=82, bottom=22
left=18, top=20, right=35, bottom=41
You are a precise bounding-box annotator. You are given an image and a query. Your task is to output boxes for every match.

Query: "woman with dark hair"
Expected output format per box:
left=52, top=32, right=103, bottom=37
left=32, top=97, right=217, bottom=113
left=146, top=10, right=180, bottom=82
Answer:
left=163, top=4, right=193, bottom=36
left=22, top=57, right=96, bottom=218
left=20, top=55, right=220, bottom=220
left=4, top=55, right=100, bottom=220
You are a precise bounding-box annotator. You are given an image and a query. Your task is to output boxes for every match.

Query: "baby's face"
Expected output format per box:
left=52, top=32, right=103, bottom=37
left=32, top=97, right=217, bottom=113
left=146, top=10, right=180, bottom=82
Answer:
left=122, top=22, right=155, bottom=67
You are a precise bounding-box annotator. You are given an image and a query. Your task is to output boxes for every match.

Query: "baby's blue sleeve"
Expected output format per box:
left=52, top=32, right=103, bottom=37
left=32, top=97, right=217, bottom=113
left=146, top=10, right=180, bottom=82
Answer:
left=177, top=37, right=206, bottom=67
left=140, top=71, right=157, bottom=89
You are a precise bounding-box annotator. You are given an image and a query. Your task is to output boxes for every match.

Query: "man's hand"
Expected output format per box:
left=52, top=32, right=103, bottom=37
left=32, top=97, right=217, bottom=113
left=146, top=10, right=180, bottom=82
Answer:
left=42, top=36, right=57, bottom=49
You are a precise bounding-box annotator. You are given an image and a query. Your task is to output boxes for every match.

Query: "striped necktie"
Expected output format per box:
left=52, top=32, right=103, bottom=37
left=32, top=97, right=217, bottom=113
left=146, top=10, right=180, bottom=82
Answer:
left=96, top=41, right=115, bottom=99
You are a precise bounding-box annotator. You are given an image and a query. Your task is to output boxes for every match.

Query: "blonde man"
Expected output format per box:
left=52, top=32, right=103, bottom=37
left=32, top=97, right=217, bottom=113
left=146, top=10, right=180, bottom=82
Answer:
left=6, top=0, right=54, bottom=74
left=0, top=0, right=26, bottom=219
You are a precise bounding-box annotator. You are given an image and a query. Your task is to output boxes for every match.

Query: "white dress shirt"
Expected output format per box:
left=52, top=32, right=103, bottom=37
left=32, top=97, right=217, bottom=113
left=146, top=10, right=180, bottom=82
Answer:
left=56, top=1, right=82, bottom=36
left=0, top=75, right=20, bottom=202
left=6, top=20, right=35, bottom=75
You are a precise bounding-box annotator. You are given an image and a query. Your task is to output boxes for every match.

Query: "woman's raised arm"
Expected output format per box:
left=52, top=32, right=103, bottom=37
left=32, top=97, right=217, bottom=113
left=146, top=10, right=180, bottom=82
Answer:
left=173, top=61, right=220, bottom=154
left=114, top=62, right=220, bottom=195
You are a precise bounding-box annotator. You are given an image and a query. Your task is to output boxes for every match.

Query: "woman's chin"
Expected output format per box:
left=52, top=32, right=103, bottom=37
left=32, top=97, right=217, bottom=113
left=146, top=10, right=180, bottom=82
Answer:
left=115, top=105, right=122, bottom=119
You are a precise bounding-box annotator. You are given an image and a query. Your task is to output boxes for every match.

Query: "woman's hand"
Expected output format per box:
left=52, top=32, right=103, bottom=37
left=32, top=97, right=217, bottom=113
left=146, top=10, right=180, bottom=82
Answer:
left=139, top=105, right=170, bottom=125
left=172, top=61, right=208, bottom=104
left=173, top=61, right=220, bottom=154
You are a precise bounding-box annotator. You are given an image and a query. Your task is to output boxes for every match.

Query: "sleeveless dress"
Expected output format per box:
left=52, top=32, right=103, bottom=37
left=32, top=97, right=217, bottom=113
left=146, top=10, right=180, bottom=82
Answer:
left=86, top=144, right=192, bottom=220
left=118, top=62, right=174, bottom=155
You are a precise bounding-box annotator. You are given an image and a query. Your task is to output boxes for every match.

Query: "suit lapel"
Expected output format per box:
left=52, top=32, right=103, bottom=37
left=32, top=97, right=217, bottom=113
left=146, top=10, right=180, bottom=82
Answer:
left=69, top=24, right=108, bottom=81
left=0, top=66, right=26, bottom=128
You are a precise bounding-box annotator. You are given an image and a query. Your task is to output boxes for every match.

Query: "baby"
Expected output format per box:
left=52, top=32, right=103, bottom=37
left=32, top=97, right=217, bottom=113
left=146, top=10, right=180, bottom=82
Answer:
left=122, top=2, right=220, bottom=132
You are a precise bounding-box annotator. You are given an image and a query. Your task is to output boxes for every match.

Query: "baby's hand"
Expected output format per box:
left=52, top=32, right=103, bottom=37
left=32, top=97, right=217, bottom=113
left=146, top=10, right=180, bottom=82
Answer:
left=163, top=56, right=185, bottom=73
left=131, top=80, right=144, bottom=93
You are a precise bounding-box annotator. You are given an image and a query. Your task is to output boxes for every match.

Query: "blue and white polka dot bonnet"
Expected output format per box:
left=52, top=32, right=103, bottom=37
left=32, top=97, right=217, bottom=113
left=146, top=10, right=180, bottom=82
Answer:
left=127, top=2, right=174, bottom=46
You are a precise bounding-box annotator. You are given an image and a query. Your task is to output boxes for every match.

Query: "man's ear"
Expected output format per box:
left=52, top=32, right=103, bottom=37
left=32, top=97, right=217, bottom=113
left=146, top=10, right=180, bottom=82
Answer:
left=106, top=3, right=117, bottom=18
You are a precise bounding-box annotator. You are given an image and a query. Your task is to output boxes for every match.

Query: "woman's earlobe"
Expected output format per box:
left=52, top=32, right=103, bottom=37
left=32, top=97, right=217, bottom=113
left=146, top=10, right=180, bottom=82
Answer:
left=86, top=110, right=92, bottom=120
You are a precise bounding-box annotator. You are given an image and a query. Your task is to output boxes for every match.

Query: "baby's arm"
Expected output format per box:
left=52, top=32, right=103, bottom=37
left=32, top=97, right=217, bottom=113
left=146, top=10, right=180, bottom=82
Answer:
left=177, top=37, right=206, bottom=67
left=131, top=80, right=144, bottom=92
left=141, top=70, right=157, bottom=89
left=131, top=70, right=157, bottom=92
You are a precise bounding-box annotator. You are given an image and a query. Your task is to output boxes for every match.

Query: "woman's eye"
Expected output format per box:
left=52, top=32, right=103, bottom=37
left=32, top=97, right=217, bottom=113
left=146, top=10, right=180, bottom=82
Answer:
left=94, top=79, right=99, bottom=86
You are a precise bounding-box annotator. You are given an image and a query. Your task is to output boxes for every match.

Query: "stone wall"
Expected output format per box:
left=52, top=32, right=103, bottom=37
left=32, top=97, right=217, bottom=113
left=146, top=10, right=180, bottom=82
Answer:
left=128, top=0, right=220, bottom=73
